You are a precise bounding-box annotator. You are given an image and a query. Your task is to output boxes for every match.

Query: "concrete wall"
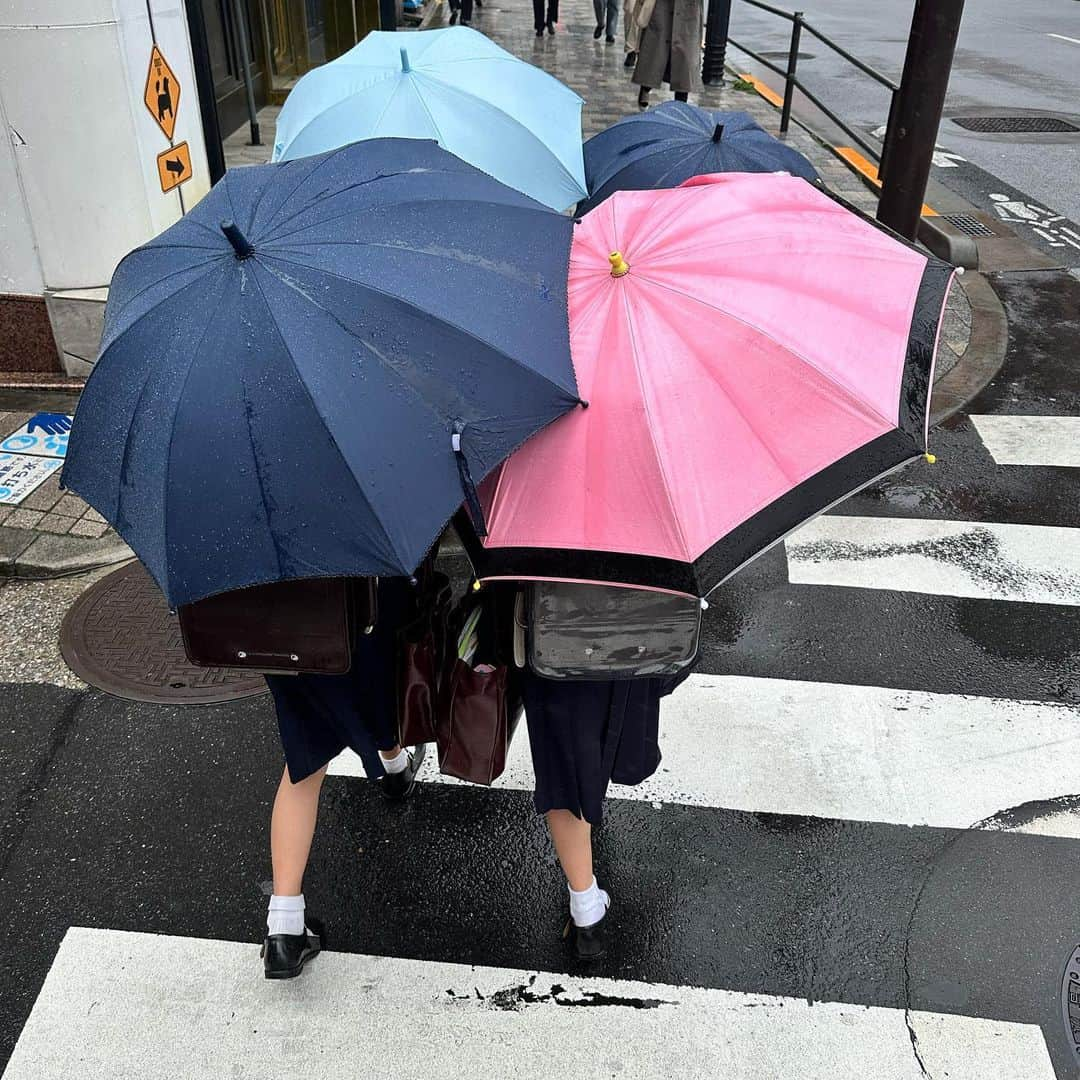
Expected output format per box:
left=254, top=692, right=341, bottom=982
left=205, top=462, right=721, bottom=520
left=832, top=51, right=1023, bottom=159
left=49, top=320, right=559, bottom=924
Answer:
left=0, top=0, right=212, bottom=374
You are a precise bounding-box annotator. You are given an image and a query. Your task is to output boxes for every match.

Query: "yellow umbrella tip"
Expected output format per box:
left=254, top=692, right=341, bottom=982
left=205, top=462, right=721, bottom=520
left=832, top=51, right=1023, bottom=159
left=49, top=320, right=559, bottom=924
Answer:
left=925, top=452, right=937, bottom=464
left=608, top=251, right=630, bottom=277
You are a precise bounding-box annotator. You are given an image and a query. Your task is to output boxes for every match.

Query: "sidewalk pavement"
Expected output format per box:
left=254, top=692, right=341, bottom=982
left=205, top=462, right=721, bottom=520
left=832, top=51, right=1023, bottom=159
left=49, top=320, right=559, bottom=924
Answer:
left=1, top=0, right=980, bottom=581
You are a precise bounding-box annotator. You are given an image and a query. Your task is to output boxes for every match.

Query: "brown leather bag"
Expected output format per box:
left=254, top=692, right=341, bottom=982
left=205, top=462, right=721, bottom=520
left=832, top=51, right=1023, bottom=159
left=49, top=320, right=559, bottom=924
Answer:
left=438, top=659, right=522, bottom=785
left=397, top=570, right=452, bottom=747
left=178, top=577, right=376, bottom=675
left=435, top=589, right=522, bottom=786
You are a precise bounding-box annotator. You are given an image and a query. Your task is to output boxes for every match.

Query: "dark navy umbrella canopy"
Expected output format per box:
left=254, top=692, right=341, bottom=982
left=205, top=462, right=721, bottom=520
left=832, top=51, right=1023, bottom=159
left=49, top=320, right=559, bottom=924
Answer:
left=578, top=102, right=820, bottom=215
left=62, top=138, right=578, bottom=607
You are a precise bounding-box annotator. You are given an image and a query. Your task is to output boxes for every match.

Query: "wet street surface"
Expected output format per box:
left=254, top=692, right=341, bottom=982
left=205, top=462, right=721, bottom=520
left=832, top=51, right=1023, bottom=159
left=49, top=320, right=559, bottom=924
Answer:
left=3, top=1, right=1080, bottom=1076
left=1, top=265, right=1078, bottom=1077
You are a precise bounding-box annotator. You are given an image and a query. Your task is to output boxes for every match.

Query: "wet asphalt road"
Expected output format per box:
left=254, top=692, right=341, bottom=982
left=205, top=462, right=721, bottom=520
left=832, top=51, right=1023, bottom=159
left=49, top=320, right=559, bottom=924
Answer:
left=730, top=0, right=1080, bottom=224
left=1, top=268, right=1079, bottom=1076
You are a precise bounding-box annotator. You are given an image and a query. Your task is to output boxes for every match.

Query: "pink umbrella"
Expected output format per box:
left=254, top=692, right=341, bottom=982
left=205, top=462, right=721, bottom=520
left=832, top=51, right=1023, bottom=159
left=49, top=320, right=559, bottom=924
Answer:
left=471, top=172, right=955, bottom=597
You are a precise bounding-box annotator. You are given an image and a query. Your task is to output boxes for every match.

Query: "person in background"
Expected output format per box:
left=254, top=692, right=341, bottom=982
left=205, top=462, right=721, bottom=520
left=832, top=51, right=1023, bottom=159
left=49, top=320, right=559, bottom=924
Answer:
left=632, top=0, right=703, bottom=108
left=448, top=0, right=474, bottom=25
left=260, top=578, right=425, bottom=980
left=534, top=0, right=558, bottom=36
left=624, top=0, right=651, bottom=66
left=594, top=0, right=619, bottom=43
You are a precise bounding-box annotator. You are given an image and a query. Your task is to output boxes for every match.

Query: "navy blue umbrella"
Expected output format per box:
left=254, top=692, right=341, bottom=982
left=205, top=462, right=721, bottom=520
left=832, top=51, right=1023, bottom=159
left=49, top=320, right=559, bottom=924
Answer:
left=63, top=139, right=579, bottom=607
left=578, top=102, right=820, bottom=215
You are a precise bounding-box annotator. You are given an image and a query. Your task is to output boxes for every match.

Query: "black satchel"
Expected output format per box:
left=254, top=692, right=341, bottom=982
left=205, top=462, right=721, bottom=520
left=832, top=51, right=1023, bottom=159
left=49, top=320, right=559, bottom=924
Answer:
left=178, top=577, right=377, bottom=675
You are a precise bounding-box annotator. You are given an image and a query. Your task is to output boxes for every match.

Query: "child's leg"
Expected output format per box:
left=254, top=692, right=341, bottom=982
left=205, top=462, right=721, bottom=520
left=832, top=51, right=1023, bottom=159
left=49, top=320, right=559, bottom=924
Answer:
left=545, top=809, right=593, bottom=890
left=271, top=763, right=327, bottom=897
left=546, top=809, right=610, bottom=929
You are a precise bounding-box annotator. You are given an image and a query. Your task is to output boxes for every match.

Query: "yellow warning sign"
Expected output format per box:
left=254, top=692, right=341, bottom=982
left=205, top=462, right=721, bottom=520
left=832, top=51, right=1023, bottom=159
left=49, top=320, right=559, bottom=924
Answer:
left=144, top=45, right=180, bottom=141
left=157, top=141, right=192, bottom=193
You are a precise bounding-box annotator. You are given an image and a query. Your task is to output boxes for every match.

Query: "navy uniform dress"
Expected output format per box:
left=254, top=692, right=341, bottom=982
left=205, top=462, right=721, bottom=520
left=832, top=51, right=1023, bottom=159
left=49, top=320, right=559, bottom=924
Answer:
left=265, top=578, right=414, bottom=784
left=521, top=668, right=689, bottom=825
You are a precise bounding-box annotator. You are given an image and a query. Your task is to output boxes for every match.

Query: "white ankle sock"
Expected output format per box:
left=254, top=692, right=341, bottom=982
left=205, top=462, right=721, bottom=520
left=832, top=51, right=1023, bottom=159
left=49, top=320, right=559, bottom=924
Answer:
left=267, top=892, right=305, bottom=936
left=568, top=877, right=610, bottom=928
left=380, top=748, right=409, bottom=775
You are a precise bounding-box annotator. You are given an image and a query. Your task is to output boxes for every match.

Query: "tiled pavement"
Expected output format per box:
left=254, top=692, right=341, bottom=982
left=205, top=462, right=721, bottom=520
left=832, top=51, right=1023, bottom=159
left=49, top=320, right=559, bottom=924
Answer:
left=4, top=0, right=973, bottom=579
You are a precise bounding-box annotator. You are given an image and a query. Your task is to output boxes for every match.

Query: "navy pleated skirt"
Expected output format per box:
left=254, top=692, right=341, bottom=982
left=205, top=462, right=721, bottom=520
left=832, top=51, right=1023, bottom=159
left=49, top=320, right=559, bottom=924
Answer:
left=265, top=578, right=414, bottom=784
left=521, top=668, right=689, bottom=825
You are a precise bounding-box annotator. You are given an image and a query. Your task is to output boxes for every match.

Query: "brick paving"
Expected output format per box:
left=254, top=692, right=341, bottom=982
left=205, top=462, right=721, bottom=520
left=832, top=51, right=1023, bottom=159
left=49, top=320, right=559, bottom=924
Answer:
left=6, top=0, right=972, bottom=578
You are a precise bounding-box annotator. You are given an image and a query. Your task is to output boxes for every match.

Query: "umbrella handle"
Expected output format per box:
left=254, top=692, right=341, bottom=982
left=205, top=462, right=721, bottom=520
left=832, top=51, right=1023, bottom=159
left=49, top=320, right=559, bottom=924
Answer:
left=452, top=428, right=488, bottom=538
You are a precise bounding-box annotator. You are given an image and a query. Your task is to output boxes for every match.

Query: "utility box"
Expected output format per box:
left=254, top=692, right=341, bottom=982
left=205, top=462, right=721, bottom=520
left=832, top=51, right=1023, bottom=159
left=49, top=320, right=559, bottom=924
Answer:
left=0, top=0, right=211, bottom=377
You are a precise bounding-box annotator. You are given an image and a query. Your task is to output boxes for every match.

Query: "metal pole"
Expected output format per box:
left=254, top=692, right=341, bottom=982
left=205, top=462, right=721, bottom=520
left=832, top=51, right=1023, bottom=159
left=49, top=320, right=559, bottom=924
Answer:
left=779, top=12, right=803, bottom=134
left=231, top=0, right=261, bottom=145
left=702, top=0, right=733, bottom=86
left=183, top=0, right=227, bottom=183
left=877, top=0, right=965, bottom=239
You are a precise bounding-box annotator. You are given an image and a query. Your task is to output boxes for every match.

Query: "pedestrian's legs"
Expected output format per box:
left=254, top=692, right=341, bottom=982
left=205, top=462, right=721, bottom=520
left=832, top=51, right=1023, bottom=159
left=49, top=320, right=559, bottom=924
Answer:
left=460, top=0, right=473, bottom=23
left=270, top=763, right=327, bottom=896
left=593, top=0, right=605, bottom=35
left=606, top=0, right=619, bottom=40
left=533, top=0, right=545, bottom=31
left=547, top=0, right=559, bottom=30
left=546, top=809, right=593, bottom=890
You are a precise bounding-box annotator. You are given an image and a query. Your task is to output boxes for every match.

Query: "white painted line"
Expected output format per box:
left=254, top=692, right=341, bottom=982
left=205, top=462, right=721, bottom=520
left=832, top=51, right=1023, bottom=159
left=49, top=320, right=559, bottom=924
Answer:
left=970, top=414, right=1080, bottom=468
left=332, top=675, right=1080, bottom=834
left=1048, top=32, right=1080, bottom=46
left=2, top=927, right=1054, bottom=1080
left=785, top=515, right=1080, bottom=606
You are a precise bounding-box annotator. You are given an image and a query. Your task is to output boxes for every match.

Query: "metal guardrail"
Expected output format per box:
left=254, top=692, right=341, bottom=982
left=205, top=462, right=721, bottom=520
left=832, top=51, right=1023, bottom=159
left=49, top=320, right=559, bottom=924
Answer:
left=726, top=0, right=898, bottom=164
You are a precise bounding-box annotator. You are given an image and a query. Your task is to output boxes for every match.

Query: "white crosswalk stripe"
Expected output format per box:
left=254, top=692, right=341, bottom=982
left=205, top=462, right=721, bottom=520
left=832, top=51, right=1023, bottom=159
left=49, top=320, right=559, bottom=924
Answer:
left=785, top=515, right=1080, bottom=605
left=331, top=674, right=1080, bottom=834
left=970, top=415, right=1080, bottom=468
left=0, top=927, right=1055, bottom=1080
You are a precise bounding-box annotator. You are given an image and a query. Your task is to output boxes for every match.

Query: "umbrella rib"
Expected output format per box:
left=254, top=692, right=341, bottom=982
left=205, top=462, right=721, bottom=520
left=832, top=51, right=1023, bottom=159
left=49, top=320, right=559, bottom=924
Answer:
left=246, top=265, right=409, bottom=571
left=415, top=72, right=585, bottom=197
left=263, top=250, right=579, bottom=401
left=619, top=284, right=693, bottom=561
left=273, top=71, right=399, bottom=159
left=98, top=256, right=226, bottom=340
left=263, top=195, right=555, bottom=247
left=636, top=273, right=896, bottom=428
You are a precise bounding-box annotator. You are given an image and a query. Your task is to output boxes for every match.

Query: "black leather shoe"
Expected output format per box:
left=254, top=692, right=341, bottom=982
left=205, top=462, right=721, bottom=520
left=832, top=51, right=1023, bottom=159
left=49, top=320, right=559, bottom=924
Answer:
left=624, top=50, right=637, bottom=67
left=593, top=24, right=603, bottom=38
left=449, top=9, right=458, bottom=22
left=606, top=35, right=616, bottom=43
left=536, top=27, right=544, bottom=35
left=379, top=743, right=426, bottom=801
left=546, top=19, right=556, bottom=34
left=262, top=916, right=324, bottom=980
left=563, top=907, right=609, bottom=960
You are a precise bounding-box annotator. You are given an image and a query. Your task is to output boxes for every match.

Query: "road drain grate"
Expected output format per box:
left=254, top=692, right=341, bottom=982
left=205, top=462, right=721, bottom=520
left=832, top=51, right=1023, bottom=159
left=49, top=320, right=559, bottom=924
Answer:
left=942, top=213, right=996, bottom=238
left=952, top=115, right=1080, bottom=134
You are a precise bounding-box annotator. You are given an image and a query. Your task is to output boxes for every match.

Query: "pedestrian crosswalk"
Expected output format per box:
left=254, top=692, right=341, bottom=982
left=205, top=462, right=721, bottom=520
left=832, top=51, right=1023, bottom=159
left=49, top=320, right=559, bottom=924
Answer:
left=1, top=927, right=1056, bottom=1080
left=785, top=515, right=1080, bottom=606
left=332, top=675, right=1080, bottom=834
left=970, top=415, right=1080, bottom=468
left=6, top=24, right=1080, bottom=1080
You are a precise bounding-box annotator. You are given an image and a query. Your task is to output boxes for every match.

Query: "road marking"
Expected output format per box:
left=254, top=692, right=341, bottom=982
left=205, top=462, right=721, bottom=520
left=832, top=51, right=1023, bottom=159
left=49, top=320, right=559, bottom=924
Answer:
left=1048, top=32, right=1080, bottom=46
left=332, top=675, right=1080, bottom=834
left=737, top=71, right=784, bottom=107
left=833, top=147, right=938, bottom=215
left=786, top=515, right=1080, bottom=606
left=2, top=927, right=1054, bottom=1080
left=970, top=414, right=1080, bottom=467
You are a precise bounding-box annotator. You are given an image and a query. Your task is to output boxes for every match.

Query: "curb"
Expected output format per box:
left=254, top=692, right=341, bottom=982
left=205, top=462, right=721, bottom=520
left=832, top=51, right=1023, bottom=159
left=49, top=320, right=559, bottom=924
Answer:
left=929, top=271, right=1009, bottom=427
left=2, top=532, right=133, bottom=581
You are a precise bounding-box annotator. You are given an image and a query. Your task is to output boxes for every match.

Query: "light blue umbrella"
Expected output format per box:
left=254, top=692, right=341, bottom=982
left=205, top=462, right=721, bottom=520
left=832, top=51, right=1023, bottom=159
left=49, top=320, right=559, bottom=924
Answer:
left=272, top=27, right=587, bottom=212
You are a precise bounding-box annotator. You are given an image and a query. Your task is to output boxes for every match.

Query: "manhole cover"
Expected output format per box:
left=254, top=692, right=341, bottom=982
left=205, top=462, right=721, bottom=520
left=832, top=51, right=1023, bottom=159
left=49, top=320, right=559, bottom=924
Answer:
left=952, top=115, right=1080, bottom=134
left=60, top=561, right=268, bottom=704
left=757, top=50, right=815, bottom=61
left=942, top=212, right=996, bottom=238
